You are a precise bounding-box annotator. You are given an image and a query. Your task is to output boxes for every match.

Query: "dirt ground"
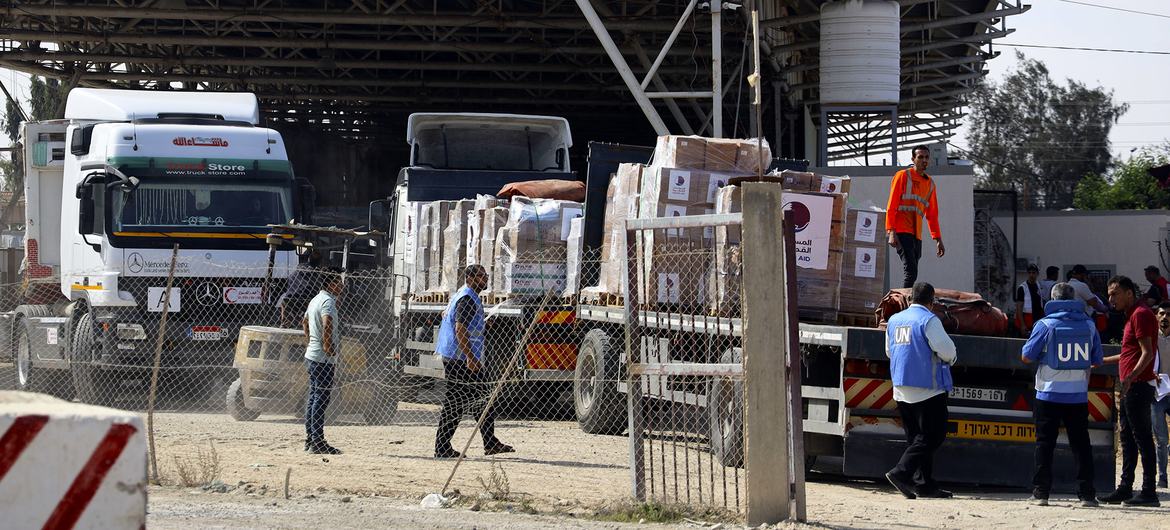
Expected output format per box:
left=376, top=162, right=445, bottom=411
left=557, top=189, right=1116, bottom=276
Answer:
left=147, top=407, right=1170, bottom=529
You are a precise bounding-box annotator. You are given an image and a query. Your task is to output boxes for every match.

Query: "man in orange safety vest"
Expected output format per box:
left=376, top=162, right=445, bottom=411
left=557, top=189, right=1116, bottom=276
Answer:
left=886, top=145, right=944, bottom=288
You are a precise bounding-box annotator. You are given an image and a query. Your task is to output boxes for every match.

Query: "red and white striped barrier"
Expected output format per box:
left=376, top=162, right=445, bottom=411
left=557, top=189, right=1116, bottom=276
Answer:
left=0, top=392, right=146, bottom=529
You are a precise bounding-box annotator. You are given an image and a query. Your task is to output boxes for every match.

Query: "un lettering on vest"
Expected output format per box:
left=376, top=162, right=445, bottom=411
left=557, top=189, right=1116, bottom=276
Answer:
left=1048, top=326, right=1093, bottom=369
left=894, top=325, right=912, bottom=345
left=784, top=192, right=834, bottom=270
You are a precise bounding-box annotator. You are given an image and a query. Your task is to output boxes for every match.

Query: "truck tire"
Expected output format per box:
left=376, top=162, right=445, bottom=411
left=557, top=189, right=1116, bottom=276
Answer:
left=708, top=347, right=744, bottom=468
left=574, top=329, right=626, bottom=435
left=12, top=311, right=74, bottom=397
left=226, top=378, right=261, bottom=421
left=70, top=312, right=115, bottom=406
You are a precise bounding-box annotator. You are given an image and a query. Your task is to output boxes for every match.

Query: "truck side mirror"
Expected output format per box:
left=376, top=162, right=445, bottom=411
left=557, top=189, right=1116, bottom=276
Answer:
left=70, top=125, right=95, bottom=156
left=296, top=178, right=315, bottom=224
left=77, top=183, right=95, bottom=235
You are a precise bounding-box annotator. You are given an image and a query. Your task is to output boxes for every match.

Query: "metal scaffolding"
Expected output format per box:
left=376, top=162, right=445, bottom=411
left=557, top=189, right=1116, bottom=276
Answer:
left=0, top=0, right=1025, bottom=158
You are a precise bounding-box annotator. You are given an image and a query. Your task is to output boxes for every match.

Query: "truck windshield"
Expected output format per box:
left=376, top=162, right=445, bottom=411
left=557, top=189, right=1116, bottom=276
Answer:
left=110, top=181, right=293, bottom=231
left=414, top=126, right=562, bottom=171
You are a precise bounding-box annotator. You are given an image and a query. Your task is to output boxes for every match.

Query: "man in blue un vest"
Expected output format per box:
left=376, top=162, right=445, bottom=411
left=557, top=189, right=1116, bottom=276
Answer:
left=885, top=282, right=957, bottom=499
left=1021, top=282, right=1104, bottom=507
left=433, top=264, right=515, bottom=458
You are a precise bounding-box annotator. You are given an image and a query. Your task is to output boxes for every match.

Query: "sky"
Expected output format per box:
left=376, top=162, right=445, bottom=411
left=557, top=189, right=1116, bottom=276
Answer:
left=948, top=0, right=1170, bottom=165
left=2, top=0, right=1168, bottom=168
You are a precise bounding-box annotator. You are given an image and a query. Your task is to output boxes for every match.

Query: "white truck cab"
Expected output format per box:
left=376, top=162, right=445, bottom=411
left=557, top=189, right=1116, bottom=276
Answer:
left=12, top=88, right=311, bottom=403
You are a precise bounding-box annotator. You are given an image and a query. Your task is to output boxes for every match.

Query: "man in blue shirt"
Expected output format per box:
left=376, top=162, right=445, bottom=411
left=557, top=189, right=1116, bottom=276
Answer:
left=1021, top=282, right=1104, bottom=507
left=885, top=282, right=957, bottom=500
left=434, top=264, right=514, bottom=459
left=302, top=269, right=345, bottom=455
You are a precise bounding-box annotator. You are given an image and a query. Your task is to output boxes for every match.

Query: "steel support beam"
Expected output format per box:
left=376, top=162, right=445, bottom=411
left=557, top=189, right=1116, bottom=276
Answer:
left=7, top=5, right=683, bottom=32
left=573, top=0, right=669, bottom=134
left=711, top=0, right=723, bottom=138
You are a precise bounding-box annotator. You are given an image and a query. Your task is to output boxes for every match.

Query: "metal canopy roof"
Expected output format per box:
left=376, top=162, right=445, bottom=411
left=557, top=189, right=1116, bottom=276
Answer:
left=0, top=0, right=1024, bottom=161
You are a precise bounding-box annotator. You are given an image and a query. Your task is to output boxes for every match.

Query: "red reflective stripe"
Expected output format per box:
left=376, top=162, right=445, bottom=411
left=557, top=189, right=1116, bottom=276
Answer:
left=1087, top=399, right=1107, bottom=421
left=846, top=379, right=884, bottom=408
left=42, top=423, right=138, bottom=530
left=870, top=386, right=895, bottom=410
left=0, top=415, right=50, bottom=481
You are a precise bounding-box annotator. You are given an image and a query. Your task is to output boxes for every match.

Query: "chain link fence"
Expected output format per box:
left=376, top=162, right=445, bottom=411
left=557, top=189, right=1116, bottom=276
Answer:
left=0, top=215, right=777, bottom=517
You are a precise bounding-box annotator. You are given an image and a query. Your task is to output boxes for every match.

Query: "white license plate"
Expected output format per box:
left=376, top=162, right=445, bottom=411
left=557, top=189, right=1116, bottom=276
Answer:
left=949, top=386, right=1006, bottom=402
left=190, top=327, right=222, bottom=341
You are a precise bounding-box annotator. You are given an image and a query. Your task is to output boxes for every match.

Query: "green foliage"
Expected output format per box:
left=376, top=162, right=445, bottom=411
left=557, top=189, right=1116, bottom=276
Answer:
left=966, top=52, right=1128, bottom=209
left=1073, top=145, right=1170, bottom=210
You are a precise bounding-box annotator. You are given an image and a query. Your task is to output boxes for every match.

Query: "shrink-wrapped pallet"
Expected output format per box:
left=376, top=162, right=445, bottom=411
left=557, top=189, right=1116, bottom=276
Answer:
left=840, top=207, right=887, bottom=317
left=465, top=196, right=502, bottom=267
left=438, top=199, right=475, bottom=293
left=562, top=217, right=585, bottom=298
left=496, top=197, right=582, bottom=297
left=425, top=200, right=456, bottom=293
left=582, top=163, right=642, bottom=302
left=411, top=202, right=433, bottom=293
left=476, top=206, right=509, bottom=290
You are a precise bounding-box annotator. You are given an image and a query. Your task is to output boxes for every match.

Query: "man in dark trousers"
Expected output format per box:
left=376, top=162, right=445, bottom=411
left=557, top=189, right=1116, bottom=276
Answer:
left=884, top=282, right=957, bottom=499
left=1099, top=275, right=1160, bottom=506
left=1015, top=263, right=1045, bottom=336
left=434, top=264, right=514, bottom=458
left=886, top=146, right=944, bottom=288
left=1021, top=282, right=1104, bottom=507
left=301, top=269, right=345, bottom=455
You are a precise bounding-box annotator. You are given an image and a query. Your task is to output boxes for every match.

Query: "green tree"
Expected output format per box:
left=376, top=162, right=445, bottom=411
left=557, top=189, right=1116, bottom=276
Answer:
left=966, top=52, right=1128, bottom=209
left=1073, top=145, right=1170, bottom=210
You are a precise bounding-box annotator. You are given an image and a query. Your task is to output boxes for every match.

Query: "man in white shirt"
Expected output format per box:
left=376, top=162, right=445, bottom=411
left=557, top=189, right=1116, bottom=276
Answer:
left=1153, top=302, right=1170, bottom=488
left=884, top=282, right=958, bottom=500
left=1069, top=265, right=1109, bottom=316
left=1038, top=266, right=1059, bottom=304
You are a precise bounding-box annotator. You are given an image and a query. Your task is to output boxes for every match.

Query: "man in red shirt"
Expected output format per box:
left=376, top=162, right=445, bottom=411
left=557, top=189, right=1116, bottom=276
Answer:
left=1099, top=275, right=1160, bottom=506
left=1143, top=266, right=1169, bottom=307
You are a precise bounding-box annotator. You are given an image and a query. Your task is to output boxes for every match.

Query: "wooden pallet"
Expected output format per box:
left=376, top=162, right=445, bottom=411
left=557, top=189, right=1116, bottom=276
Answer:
left=837, top=311, right=878, bottom=328
left=482, top=292, right=509, bottom=305
left=798, top=307, right=839, bottom=325
left=580, top=290, right=623, bottom=307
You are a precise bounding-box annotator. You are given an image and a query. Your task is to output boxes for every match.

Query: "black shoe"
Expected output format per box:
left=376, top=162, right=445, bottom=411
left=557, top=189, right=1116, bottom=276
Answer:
left=1124, top=491, right=1160, bottom=507
left=916, top=488, right=953, bottom=499
left=1028, top=494, right=1049, bottom=506
left=484, top=443, right=515, bottom=456
left=885, top=471, right=917, bottom=499
left=307, top=442, right=342, bottom=455
left=435, top=447, right=463, bottom=459
left=1097, top=486, right=1134, bottom=504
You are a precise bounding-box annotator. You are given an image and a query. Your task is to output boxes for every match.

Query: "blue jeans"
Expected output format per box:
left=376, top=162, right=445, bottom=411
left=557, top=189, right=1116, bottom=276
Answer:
left=305, top=360, right=335, bottom=445
left=1153, top=394, right=1170, bottom=481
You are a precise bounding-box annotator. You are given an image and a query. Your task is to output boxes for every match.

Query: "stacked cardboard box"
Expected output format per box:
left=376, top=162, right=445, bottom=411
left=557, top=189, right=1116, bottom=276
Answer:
left=476, top=206, right=509, bottom=293
left=840, top=207, right=887, bottom=316
left=411, top=202, right=433, bottom=293
left=562, top=217, right=585, bottom=298
left=581, top=163, right=642, bottom=302
left=776, top=170, right=852, bottom=195
left=709, top=184, right=846, bottom=320
left=438, top=199, right=475, bottom=294
left=494, top=197, right=583, bottom=296
left=465, top=195, right=503, bottom=267
left=654, top=135, right=772, bottom=175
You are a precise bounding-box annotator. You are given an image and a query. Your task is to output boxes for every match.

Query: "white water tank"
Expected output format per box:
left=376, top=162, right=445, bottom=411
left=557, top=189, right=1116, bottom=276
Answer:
left=819, top=0, right=901, bottom=105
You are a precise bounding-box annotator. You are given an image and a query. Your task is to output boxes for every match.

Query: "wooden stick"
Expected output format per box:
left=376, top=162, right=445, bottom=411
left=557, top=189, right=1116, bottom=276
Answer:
left=440, top=289, right=557, bottom=495
left=147, top=243, right=180, bottom=485
left=284, top=468, right=292, bottom=499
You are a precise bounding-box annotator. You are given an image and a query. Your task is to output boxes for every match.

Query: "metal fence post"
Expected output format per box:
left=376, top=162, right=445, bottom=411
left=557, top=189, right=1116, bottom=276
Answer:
left=624, top=219, right=646, bottom=501
left=741, top=183, right=790, bottom=524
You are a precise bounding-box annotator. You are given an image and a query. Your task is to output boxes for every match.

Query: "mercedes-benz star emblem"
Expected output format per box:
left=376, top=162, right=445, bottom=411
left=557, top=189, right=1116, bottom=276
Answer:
left=196, top=282, right=220, bottom=306
left=128, top=252, right=145, bottom=274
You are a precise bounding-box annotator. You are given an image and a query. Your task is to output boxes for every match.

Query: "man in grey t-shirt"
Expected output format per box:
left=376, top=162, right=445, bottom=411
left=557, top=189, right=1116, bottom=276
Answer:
left=302, top=269, right=345, bottom=454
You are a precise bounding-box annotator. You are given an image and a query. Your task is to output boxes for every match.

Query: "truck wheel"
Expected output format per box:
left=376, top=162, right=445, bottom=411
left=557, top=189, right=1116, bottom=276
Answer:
left=13, top=316, right=74, bottom=399
left=708, top=348, right=744, bottom=468
left=70, top=312, right=114, bottom=406
left=574, top=329, right=626, bottom=435
left=226, top=378, right=261, bottom=421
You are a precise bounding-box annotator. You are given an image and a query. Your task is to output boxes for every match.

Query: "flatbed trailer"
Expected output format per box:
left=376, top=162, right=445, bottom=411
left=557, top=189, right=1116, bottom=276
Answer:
left=566, top=303, right=1119, bottom=491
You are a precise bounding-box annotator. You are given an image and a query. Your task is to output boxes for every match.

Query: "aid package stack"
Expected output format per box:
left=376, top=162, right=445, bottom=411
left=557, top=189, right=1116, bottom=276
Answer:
left=438, top=199, right=476, bottom=294
left=464, top=195, right=503, bottom=267
left=709, top=181, right=847, bottom=321
left=580, top=162, right=642, bottom=304
left=840, top=206, right=887, bottom=317
left=637, top=135, right=770, bottom=308
left=494, top=196, right=583, bottom=297
left=561, top=217, right=585, bottom=298
left=412, top=202, right=434, bottom=293
left=423, top=201, right=457, bottom=294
